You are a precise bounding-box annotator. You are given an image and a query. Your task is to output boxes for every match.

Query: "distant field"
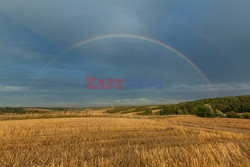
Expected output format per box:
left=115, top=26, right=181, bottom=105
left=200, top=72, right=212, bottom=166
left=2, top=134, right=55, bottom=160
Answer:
left=0, top=114, right=249, bottom=166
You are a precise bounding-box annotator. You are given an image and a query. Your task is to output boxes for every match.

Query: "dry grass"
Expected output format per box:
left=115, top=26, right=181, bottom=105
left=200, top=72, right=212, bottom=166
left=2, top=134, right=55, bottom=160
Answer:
left=164, top=115, right=250, bottom=134
left=0, top=116, right=249, bottom=167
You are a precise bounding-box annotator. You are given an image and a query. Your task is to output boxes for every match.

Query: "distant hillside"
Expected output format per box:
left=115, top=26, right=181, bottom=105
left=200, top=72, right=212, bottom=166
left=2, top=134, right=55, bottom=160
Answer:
left=159, top=95, right=250, bottom=118
left=0, top=107, right=80, bottom=114
left=1, top=95, right=250, bottom=119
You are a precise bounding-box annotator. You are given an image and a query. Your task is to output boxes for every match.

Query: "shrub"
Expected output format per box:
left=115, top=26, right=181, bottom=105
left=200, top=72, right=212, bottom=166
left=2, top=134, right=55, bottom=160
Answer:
left=177, top=109, right=184, bottom=115
left=159, top=109, right=173, bottom=115
left=242, top=112, right=250, bottom=119
left=138, top=109, right=152, bottom=115
left=214, top=109, right=225, bottom=117
left=226, top=111, right=240, bottom=118
left=195, top=105, right=215, bottom=117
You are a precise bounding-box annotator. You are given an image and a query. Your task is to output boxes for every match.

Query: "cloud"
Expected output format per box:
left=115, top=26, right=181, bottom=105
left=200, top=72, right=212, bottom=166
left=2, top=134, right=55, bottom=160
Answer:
left=169, top=82, right=250, bottom=94
left=0, top=85, right=29, bottom=92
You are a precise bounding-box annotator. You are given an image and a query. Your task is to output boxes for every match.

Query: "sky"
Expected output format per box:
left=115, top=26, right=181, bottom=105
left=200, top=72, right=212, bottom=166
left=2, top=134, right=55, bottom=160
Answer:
left=0, top=0, right=250, bottom=107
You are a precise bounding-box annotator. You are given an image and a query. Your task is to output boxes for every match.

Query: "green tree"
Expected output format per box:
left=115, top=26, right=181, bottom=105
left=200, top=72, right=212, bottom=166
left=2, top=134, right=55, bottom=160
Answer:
left=195, top=105, right=215, bottom=118
left=242, top=112, right=250, bottom=119
left=226, top=111, right=240, bottom=118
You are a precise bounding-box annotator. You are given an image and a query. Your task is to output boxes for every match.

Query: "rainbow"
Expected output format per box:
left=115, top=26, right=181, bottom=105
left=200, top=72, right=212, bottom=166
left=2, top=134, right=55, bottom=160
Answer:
left=35, top=33, right=211, bottom=84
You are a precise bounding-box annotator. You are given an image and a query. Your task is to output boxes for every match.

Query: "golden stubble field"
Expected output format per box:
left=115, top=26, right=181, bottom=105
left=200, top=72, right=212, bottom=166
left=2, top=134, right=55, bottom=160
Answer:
left=0, top=116, right=249, bottom=167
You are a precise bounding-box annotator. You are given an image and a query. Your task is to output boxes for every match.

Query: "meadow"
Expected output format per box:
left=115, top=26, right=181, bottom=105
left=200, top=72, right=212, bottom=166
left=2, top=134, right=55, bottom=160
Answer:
left=0, top=111, right=249, bottom=167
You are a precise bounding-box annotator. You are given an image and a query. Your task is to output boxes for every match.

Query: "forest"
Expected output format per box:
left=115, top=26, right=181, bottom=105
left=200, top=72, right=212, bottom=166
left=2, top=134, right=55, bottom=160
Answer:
left=159, top=95, right=250, bottom=118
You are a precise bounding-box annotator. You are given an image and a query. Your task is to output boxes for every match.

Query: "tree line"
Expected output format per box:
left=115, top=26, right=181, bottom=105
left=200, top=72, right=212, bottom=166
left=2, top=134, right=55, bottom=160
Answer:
left=159, top=95, right=250, bottom=118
